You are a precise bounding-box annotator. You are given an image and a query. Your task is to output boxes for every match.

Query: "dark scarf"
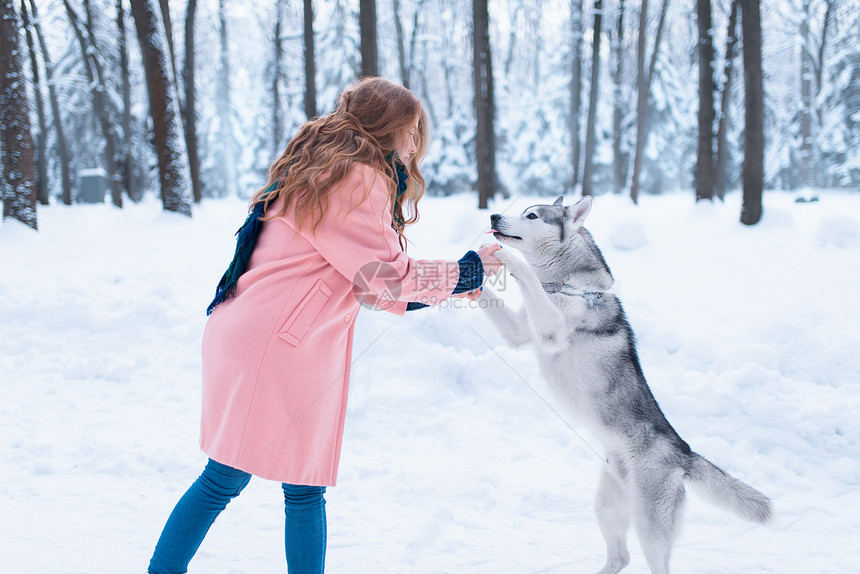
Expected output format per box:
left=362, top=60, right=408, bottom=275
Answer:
left=206, top=159, right=408, bottom=315
left=206, top=182, right=277, bottom=315
left=390, top=156, right=409, bottom=229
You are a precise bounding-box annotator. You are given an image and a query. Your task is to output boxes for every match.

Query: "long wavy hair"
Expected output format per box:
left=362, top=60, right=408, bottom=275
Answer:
left=250, top=77, right=429, bottom=250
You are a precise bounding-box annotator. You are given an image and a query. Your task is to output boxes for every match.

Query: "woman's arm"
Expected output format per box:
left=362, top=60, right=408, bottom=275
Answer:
left=300, top=164, right=470, bottom=311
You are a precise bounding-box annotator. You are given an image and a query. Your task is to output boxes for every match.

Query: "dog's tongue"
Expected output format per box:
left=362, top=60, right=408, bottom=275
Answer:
left=488, top=229, right=499, bottom=233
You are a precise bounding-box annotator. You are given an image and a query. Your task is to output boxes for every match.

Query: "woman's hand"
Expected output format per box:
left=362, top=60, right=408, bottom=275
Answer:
left=477, top=243, right=503, bottom=277
left=461, top=287, right=482, bottom=300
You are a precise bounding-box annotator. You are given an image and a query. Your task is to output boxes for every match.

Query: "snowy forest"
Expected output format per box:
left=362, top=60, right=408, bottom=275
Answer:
left=1, top=0, right=858, bottom=230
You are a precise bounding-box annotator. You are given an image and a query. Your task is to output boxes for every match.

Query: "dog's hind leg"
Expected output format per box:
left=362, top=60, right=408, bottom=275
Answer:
left=631, top=466, right=685, bottom=574
left=594, top=463, right=631, bottom=574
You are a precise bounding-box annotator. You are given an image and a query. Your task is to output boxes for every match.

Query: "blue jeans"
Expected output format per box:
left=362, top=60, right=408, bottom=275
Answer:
left=148, top=459, right=327, bottom=574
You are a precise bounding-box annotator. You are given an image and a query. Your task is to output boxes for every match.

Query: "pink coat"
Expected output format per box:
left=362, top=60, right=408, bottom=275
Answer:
left=200, top=163, right=463, bottom=485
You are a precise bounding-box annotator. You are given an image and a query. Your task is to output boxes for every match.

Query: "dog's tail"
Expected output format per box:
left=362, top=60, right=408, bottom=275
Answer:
left=685, top=452, right=773, bottom=524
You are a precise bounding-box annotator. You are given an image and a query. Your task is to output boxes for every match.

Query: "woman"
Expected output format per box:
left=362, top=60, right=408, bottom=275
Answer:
left=147, top=77, right=501, bottom=574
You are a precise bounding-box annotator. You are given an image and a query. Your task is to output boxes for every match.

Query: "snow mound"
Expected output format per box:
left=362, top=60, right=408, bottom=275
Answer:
left=816, top=215, right=860, bottom=248
left=759, top=207, right=796, bottom=230
left=609, top=220, right=648, bottom=251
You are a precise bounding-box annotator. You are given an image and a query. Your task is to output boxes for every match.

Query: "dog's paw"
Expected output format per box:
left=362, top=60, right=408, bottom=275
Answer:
left=494, top=249, right=527, bottom=276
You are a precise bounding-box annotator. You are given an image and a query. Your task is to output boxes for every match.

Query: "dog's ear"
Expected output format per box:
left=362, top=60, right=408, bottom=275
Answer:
left=565, top=195, right=592, bottom=225
left=553, top=195, right=565, bottom=207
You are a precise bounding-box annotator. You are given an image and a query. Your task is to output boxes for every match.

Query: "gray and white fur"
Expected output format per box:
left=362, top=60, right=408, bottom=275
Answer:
left=478, top=195, right=772, bottom=574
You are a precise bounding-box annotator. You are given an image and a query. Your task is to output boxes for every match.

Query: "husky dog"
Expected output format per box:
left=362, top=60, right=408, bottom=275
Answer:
left=478, top=196, right=772, bottom=574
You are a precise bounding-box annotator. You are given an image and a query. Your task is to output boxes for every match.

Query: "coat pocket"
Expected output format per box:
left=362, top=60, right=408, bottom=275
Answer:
left=279, top=279, right=333, bottom=347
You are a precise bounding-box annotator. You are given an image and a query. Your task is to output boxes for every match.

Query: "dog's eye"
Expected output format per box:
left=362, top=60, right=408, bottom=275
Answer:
left=527, top=213, right=538, bottom=220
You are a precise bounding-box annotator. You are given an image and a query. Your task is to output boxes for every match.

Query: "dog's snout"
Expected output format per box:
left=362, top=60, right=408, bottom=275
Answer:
left=490, top=214, right=502, bottom=228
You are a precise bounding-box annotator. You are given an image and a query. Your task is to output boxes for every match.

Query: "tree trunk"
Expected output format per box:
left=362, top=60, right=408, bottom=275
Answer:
left=64, top=0, right=123, bottom=207
left=473, top=0, right=496, bottom=209
left=157, top=0, right=179, bottom=87
left=28, top=0, right=71, bottom=205
left=359, top=0, right=378, bottom=77
left=158, top=0, right=201, bottom=203
left=532, top=6, right=543, bottom=88
left=569, top=0, right=584, bottom=190
left=581, top=0, right=603, bottom=197
left=611, top=0, right=625, bottom=194
left=504, top=5, right=520, bottom=76
left=85, top=0, right=124, bottom=207
left=740, top=0, right=763, bottom=226
left=129, top=0, right=192, bottom=216
left=183, top=0, right=201, bottom=202
left=214, top=0, right=234, bottom=197
left=695, top=0, right=716, bottom=201
left=393, top=0, right=408, bottom=87
left=20, top=0, right=48, bottom=205
left=815, top=1, right=833, bottom=98
left=630, top=0, right=669, bottom=203
left=303, top=0, right=316, bottom=118
left=799, top=0, right=812, bottom=187
left=443, top=23, right=456, bottom=119
left=648, top=0, right=669, bottom=90
left=408, top=0, right=426, bottom=93
left=630, top=0, right=648, bottom=204
left=273, top=0, right=285, bottom=153
left=714, top=0, right=738, bottom=200
left=0, top=0, right=38, bottom=229
left=813, top=0, right=833, bottom=183
left=117, top=0, right=138, bottom=202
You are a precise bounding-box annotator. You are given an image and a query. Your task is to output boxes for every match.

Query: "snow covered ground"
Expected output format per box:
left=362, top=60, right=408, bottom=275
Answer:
left=1, top=189, right=859, bottom=573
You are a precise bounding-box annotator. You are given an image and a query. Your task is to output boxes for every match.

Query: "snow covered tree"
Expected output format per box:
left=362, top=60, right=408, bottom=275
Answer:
left=818, top=1, right=860, bottom=187
left=310, top=1, right=360, bottom=116
left=417, top=2, right=475, bottom=195
left=387, top=0, right=428, bottom=91
left=155, top=0, right=202, bottom=202
left=630, top=0, right=670, bottom=203
left=0, top=0, right=38, bottom=229
left=26, top=0, right=72, bottom=205
left=9, top=0, right=855, bottom=213
left=63, top=0, right=124, bottom=207
left=129, top=0, right=192, bottom=215
left=20, top=0, right=48, bottom=205
left=213, top=0, right=235, bottom=197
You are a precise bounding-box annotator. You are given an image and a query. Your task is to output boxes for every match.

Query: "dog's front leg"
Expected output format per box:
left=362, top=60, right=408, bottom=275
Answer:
left=494, top=250, right=568, bottom=354
left=477, top=286, right=533, bottom=348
